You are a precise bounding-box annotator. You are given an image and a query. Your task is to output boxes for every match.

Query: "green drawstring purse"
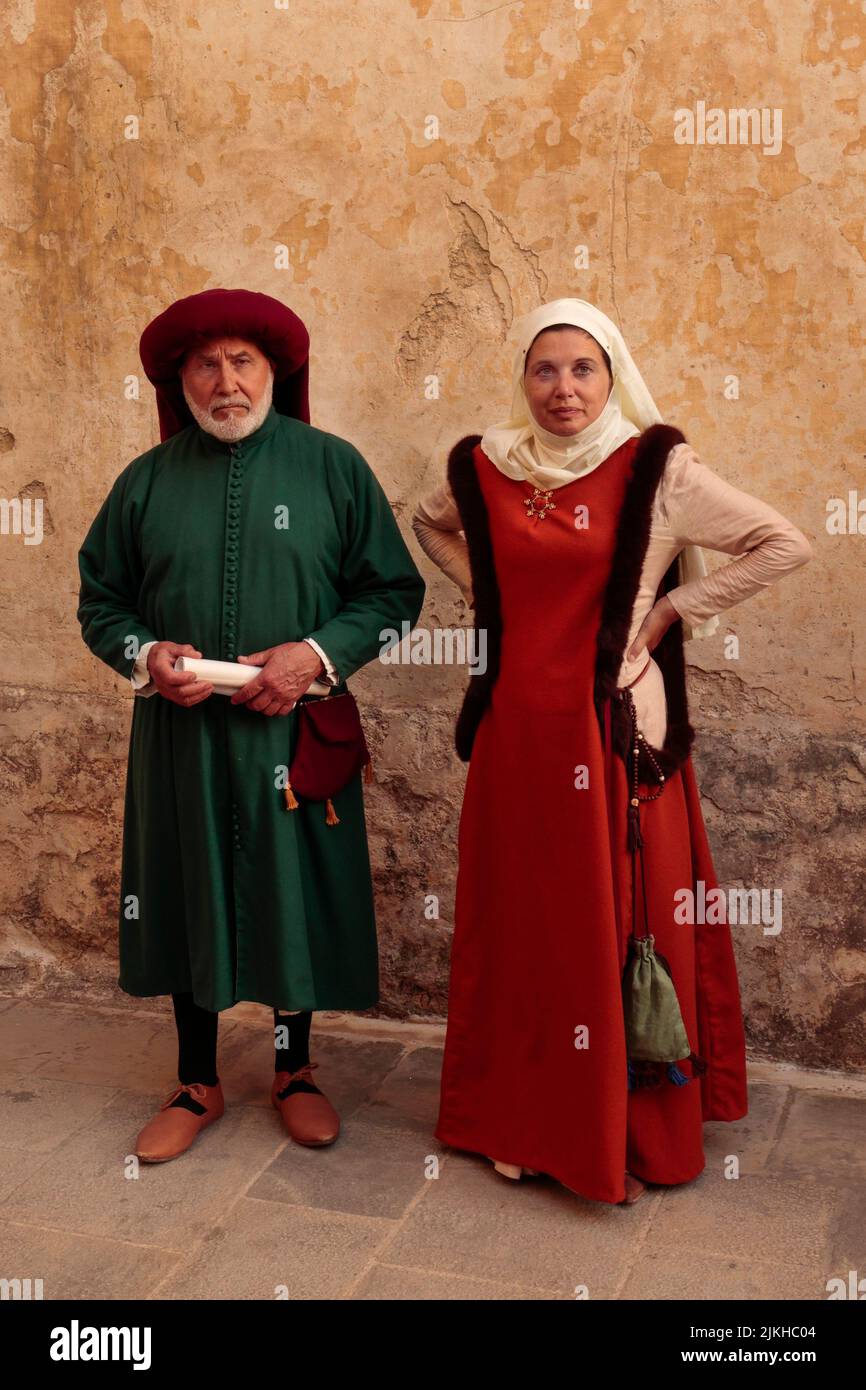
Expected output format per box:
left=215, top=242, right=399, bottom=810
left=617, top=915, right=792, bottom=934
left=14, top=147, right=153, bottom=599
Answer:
left=618, top=686, right=708, bottom=1091
left=622, top=934, right=697, bottom=1085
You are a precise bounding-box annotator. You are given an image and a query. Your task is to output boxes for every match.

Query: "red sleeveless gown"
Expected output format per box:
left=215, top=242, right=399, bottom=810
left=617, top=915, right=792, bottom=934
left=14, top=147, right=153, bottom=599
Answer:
left=434, top=439, right=748, bottom=1205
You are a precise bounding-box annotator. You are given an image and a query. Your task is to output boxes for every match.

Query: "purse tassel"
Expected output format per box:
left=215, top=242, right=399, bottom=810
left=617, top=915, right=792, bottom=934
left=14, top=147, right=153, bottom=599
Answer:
left=688, top=1050, right=708, bottom=1076
left=627, top=1060, right=663, bottom=1091
left=627, top=1054, right=709, bottom=1090
left=627, top=800, right=644, bottom=852
left=284, top=781, right=299, bottom=811
left=325, top=797, right=340, bottom=826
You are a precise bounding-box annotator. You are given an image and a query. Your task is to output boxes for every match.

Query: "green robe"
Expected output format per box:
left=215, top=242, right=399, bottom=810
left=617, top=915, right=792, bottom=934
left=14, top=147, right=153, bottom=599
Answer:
left=77, top=405, right=425, bottom=1013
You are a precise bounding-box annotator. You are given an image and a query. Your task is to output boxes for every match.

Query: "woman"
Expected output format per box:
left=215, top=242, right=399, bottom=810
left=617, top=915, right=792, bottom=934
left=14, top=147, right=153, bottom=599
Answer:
left=412, top=298, right=812, bottom=1207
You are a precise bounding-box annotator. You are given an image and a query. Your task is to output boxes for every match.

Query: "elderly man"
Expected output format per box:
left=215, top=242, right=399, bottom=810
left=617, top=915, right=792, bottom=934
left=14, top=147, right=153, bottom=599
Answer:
left=77, top=288, right=425, bottom=1162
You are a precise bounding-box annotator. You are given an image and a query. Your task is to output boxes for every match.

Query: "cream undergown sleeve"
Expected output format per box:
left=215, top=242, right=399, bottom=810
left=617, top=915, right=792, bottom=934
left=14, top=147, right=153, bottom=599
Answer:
left=660, top=444, right=813, bottom=627
left=411, top=480, right=475, bottom=607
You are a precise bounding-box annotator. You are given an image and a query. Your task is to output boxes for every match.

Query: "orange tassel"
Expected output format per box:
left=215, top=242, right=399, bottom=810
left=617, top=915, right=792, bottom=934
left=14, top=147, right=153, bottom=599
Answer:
left=325, top=798, right=340, bottom=825
left=284, top=781, right=299, bottom=810
left=364, top=757, right=374, bottom=784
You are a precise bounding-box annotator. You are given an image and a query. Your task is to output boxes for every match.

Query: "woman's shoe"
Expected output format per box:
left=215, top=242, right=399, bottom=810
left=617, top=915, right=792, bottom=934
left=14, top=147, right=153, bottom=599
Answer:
left=134, top=1081, right=224, bottom=1162
left=621, top=1170, right=647, bottom=1204
left=488, top=1157, right=541, bottom=1180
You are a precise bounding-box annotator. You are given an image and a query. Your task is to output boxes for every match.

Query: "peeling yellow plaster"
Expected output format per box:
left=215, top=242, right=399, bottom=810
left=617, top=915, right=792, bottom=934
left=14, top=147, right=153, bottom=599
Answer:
left=356, top=202, right=419, bottom=251
left=270, top=77, right=311, bottom=104
left=2, top=0, right=75, bottom=146
left=226, top=81, right=251, bottom=127
left=804, top=0, right=866, bottom=68
left=100, top=0, right=155, bottom=103
left=839, top=220, right=866, bottom=264
left=271, top=202, right=333, bottom=283
left=695, top=260, right=725, bottom=326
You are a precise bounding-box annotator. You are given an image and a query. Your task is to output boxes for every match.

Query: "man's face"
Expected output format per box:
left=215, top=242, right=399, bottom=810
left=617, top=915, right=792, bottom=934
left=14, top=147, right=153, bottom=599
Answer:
left=181, top=337, right=274, bottom=441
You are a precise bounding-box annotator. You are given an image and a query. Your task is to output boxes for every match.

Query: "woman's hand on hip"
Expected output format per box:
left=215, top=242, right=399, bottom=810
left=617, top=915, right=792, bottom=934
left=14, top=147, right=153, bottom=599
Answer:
left=626, top=595, right=678, bottom=662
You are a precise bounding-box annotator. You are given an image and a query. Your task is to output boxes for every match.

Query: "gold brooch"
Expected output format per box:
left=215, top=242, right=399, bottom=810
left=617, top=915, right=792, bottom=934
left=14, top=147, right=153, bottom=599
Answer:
left=524, top=487, right=557, bottom=521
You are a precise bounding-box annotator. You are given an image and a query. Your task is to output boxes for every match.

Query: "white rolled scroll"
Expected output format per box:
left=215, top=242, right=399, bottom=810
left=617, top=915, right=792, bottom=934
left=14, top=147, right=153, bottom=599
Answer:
left=175, top=656, right=331, bottom=698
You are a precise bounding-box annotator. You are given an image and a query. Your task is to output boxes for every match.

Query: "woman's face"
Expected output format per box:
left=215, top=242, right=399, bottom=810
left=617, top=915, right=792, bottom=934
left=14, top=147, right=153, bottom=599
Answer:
left=523, top=327, right=612, bottom=436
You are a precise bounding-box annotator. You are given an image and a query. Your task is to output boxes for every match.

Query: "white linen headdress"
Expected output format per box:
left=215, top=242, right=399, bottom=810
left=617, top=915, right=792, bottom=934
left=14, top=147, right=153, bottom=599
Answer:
left=479, top=298, right=719, bottom=641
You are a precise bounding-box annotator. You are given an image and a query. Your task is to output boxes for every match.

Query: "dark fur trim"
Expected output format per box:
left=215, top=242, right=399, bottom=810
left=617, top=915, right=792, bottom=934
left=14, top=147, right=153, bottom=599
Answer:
left=447, top=426, right=696, bottom=781
left=592, top=423, right=696, bottom=783
left=446, top=434, right=499, bottom=761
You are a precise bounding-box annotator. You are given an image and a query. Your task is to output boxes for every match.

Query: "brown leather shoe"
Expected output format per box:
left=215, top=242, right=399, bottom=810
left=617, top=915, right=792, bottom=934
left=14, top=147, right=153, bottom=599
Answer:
left=271, top=1062, right=339, bottom=1146
left=134, top=1081, right=224, bottom=1162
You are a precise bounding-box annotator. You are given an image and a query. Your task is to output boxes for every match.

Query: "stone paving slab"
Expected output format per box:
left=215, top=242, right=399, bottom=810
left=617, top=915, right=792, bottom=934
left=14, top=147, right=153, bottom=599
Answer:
left=701, top=1080, right=789, bottom=1176
left=250, top=1104, right=435, bottom=1219
left=154, top=1196, right=393, bottom=1300
left=0, top=1147, right=59, bottom=1206
left=0, top=1072, right=119, bottom=1154
left=765, top=1089, right=866, bottom=1186
left=0, top=999, right=184, bottom=1090
left=380, top=1152, right=646, bottom=1298
left=353, top=1261, right=570, bottom=1300
left=641, top=1169, right=838, bottom=1286
left=826, top=1185, right=866, bottom=1274
left=0, top=1219, right=181, bottom=1300
left=620, top=1247, right=824, bottom=1301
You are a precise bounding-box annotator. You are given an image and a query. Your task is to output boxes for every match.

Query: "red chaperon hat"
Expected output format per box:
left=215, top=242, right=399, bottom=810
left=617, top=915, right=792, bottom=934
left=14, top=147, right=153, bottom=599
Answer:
left=139, top=287, right=310, bottom=442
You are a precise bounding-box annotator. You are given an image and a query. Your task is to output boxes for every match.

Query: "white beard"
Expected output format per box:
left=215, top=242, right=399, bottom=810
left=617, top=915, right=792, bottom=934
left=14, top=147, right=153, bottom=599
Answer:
left=183, top=367, right=275, bottom=441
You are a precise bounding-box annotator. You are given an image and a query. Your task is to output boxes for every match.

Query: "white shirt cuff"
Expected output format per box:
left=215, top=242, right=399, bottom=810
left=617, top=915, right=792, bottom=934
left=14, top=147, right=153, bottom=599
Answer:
left=303, top=637, right=338, bottom=685
left=131, top=640, right=159, bottom=697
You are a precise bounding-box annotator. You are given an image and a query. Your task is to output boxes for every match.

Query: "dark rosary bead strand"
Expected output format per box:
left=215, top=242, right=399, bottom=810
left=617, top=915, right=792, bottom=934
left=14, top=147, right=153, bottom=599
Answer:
left=621, top=686, right=666, bottom=805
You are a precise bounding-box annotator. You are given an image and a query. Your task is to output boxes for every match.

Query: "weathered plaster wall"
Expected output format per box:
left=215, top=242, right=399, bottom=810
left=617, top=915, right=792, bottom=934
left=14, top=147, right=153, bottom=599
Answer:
left=0, top=1, right=863, bottom=1070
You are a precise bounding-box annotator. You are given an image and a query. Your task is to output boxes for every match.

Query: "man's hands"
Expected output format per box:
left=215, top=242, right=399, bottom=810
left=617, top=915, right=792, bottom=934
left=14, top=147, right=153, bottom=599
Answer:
left=146, top=642, right=214, bottom=706
left=232, top=641, right=325, bottom=717
left=626, top=594, right=678, bottom=662
left=146, top=640, right=325, bottom=715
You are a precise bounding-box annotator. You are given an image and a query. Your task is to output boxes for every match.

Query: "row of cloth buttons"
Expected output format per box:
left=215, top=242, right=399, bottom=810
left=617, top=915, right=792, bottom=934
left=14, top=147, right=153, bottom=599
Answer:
left=225, top=444, right=242, bottom=663
left=227, top=444, right=243, bottom=851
